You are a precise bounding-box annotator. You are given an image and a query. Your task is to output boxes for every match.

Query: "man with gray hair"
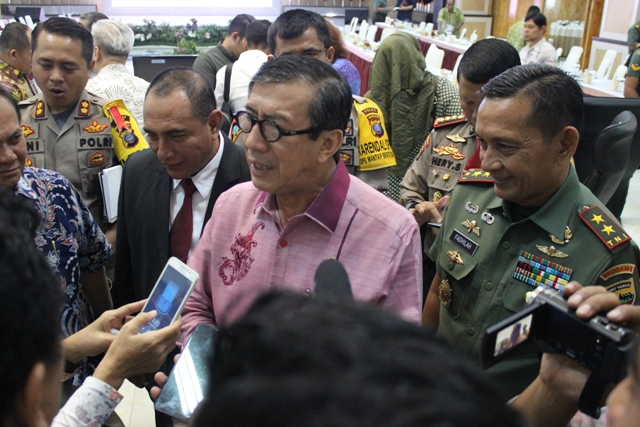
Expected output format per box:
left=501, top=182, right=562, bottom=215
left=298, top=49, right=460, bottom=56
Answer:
left=86, top=19, right=149, bottom=127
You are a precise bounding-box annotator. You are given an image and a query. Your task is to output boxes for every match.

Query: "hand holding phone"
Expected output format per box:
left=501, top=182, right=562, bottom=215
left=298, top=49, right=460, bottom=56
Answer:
left=139, top=257, right=199, bottom=334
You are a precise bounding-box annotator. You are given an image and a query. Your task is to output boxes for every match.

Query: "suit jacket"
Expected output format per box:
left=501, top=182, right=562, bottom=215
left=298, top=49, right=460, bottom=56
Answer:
left=112, top=136, right=250, bottom=308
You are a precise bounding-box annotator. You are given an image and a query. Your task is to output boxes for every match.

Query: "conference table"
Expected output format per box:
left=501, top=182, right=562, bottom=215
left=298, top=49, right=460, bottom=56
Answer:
left=580, top=78, right=625, bottom=98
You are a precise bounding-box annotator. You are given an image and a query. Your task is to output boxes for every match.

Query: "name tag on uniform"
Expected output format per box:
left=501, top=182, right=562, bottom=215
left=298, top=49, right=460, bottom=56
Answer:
left=450, top=229, right=478, bottom=256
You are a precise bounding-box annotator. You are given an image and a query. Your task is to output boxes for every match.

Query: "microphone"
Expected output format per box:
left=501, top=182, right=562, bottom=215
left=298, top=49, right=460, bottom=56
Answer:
left=313, top=259, right=354, bottom=302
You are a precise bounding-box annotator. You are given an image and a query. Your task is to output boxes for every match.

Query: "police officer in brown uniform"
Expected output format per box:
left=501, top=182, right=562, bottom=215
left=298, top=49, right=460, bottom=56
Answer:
left=20, top=18, right=142, bottom=246
left=399, top=39, right=521, bottom=294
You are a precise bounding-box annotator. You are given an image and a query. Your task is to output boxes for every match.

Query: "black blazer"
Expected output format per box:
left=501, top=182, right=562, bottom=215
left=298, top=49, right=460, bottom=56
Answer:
left=112, top=136, right=251, bottom=308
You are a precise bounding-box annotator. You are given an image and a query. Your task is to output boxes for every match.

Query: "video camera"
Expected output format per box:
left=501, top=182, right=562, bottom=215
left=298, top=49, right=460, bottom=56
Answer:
left=481, top=286, right=636, bottom=417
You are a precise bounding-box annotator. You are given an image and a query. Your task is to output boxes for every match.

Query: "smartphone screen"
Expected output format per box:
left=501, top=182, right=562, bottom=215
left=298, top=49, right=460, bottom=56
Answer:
left=139, top=262, right=197, bottom=334
left=155, top=323, right=218, bottom=421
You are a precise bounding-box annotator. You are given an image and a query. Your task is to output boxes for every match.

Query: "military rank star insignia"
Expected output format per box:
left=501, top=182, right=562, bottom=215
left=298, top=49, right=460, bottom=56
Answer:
left=536, top=245, right=568, bottom=259
left=462, top=219, right=480, bottom=237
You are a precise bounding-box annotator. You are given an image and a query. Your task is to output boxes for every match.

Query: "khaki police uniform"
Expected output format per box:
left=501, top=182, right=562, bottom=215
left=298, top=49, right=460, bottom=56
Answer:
left=430, top=168, right=639, bottom=398
left=400, top=114, right=477, bottom=251
left=19, top=91, right=114, bottom=231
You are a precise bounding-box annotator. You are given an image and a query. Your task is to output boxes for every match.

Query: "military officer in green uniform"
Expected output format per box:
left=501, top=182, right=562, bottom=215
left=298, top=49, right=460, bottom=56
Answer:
left=399, top=39, right=521, bottom=296
left=624, top=47, right=640, bottom=97
left=424, top=64, right=640, bottom=399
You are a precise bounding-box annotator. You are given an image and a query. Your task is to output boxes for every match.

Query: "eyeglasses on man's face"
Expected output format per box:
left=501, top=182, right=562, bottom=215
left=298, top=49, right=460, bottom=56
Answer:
left=235, top=111, right=318, bottom=143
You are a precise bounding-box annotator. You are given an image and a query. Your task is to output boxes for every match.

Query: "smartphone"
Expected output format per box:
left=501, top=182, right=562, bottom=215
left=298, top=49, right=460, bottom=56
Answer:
left=155, top=323, right=218, bottom=421
left=138, top=257, right=199, bottom=334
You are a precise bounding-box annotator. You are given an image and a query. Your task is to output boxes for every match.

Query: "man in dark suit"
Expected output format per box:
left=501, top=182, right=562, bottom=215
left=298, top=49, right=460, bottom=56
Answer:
left=113, top=67, right=250, bottom=310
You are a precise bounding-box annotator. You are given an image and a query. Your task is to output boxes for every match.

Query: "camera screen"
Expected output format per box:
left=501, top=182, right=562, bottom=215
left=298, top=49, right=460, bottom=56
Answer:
left=493, top=313, right=533, bottom=357
left=139, top=264, right=194, bottom=334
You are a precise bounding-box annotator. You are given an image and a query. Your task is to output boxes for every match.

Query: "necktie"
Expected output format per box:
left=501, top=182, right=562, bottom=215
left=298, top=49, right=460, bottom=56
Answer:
left=170, top=178, right=197, bottom=263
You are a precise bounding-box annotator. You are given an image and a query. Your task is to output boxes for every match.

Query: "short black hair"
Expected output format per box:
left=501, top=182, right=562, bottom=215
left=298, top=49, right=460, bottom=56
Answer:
left=0, top=84, right=22, bottom=121
left=0, top=187, right=62, bottom=421
left=79, top=11, right=109, bottom=31
left=245, top=19, right=271, bottom=49
left=32, top=17, right=94, bottom=67
left=227, top=14, right=255, bottom=38
left=192, top=291, right=526, bottom=427
left=249, top=55, right=352, bottom=141
left=147, top=67, right=216, bottom=122
left=0, top=22, right=30, bottom=52
left=526, top=5, right=540, bottom=15
left=458, top=38, right=521, bottom=84
left=268, top=9, right=331, bottom=55
left=480, top=64, right=584, bottom=142
left=525, top=11, right=547, bottom=28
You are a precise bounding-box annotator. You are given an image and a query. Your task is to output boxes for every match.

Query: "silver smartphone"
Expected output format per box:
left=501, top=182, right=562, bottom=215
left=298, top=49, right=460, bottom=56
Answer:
left=138, top=257, right=199, bottom=334
left=154, top=323, right=218, bottom=421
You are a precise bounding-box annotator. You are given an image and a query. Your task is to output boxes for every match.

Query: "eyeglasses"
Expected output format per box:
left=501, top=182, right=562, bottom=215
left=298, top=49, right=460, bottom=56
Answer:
left=300, top=48, right=328, bottom=58
left=235, top=111, right=317, bottom=143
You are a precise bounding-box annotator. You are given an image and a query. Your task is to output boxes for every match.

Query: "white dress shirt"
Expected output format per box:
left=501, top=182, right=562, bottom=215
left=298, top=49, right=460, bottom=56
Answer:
left=214, top=50, right=269, bottom=114
left=169, top=134, right=225, bottom=257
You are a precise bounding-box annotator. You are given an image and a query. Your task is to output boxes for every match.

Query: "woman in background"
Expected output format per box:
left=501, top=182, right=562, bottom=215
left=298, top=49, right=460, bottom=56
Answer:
left=327, top=21, right=362, bottom=95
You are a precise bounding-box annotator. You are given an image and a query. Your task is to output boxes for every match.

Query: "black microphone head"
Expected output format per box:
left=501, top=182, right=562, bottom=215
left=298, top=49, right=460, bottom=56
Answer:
left=313, top=259, right=353, bottom=302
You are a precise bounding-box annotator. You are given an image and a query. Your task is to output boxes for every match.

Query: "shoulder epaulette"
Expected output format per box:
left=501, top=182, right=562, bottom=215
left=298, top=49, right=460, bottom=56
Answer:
left=578, top=206, right=631, bottom=251
left=18, top=96, right=38, bottom=106
left=433, top=114, right=466, bottom=129
left=459, top=169, right=493, bottom=183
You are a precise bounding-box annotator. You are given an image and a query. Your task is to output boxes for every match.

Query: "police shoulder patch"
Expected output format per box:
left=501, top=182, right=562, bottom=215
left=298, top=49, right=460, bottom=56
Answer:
left=459, top=169, right=493, bottom=183
left=433, top=114, right=466, bottom=129
left=578, top=206, right=632, bottom=251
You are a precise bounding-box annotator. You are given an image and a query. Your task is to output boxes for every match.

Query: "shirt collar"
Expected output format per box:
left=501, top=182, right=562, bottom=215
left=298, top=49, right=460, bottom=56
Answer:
left=254, top=159, right=351, bottom=232
left=14, top=170, right=37, bottom=200
left=238, top=50, right=269, bottom=61
left=486, top=166, right=579, bottom=237
left=97, top=63, right=130, bottom=75
left=171, top=132, right=225, bottom=198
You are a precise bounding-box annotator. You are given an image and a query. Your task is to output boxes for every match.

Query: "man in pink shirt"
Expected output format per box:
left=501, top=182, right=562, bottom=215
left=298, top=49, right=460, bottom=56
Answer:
left=181, top=55, right=422, bottom=342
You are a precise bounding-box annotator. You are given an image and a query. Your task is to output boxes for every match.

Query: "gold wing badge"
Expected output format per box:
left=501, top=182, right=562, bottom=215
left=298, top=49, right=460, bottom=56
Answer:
left=536, top=245, right=569, bottom=259
left=462, top=219, right=480, bottom=237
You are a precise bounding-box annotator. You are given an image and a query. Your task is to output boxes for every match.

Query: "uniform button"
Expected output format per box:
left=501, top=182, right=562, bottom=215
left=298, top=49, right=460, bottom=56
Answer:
left=444, top=183, right=449, bottom=188
left=279, top=239, right=288, bottom=248
left=467, top=327, right=475, bottom=336
left=302, top=288, right=312, bottom=297
left=502, top=242, right=511, bottom=250
left=447, top=262, right=454, bottom=270
left=484, top=282, right=493, bottom=291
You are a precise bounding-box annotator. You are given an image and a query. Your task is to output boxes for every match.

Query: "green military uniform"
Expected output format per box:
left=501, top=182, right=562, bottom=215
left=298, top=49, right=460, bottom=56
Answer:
left=626, top=49, right=640, bottom=95
left=430, top=167, right=639, bottom=398
left=628, top=21, right=640, bottom=53
left=400, top=114, right=477, bottom=251
left=19, top=91, right=115, bottom=232
left=438, top=6, right=465, bottom=37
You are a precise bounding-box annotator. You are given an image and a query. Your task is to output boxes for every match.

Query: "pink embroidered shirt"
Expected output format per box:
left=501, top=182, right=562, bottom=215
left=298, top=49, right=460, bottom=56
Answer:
left=181, top=159, right=422, bottom=343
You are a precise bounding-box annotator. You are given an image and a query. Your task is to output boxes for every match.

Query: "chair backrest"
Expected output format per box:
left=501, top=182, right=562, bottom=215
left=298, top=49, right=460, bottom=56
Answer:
left=366, top=24, right=378, bottom=42
left=425, top=45, right=444, bottom=74
left=425, top=22, right=433, bottom=34
left=450, top=53, right=463, bottom=82
left=595, top=49, right=617, bottom=79
left=380, top=27, right=395, bottom=41
left=350, top=17, right=359, bottom=34
left=556, top=47, right=563, bottom=59
left=359, top=21, right=369, bottom=38
left=469, top=31, right=478, bottom=44
left=459, top=28, right=467, bottom=39
left=419, top=21, right=426, bottom=29
left=563, top=46, right=583, bottom=70
left=613, top=64, right=628, bottom=80
left=580, top=111, right=636, bottom=204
